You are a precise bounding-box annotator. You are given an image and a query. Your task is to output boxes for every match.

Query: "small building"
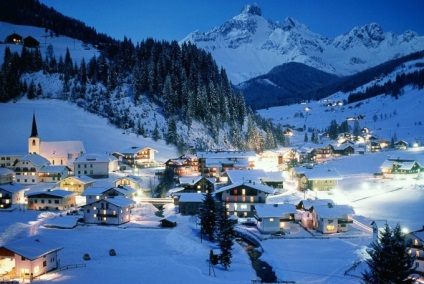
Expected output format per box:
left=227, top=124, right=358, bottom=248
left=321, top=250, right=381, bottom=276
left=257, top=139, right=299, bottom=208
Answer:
left=113, top=146, right=157, bottom=167
left=213, top=180, right=274, bottom=217
left=380, top=158, right=423, bottom=178
left=293, top=167, right=343, bottom=191
left=329, top=144, right=355, bottom=156
left=394, top=140, right=409, bottom=150
left=178, top=176, right=215, bottom=193
left=0, top=168, right=15, bottom=184
left=81, top=186, right=136, bottom=204
left=5, top=33, right=23, bottom=44
left=0, top=183, right=29, bottom=209
left=39, top=165, right=71, bottom=183
left=82, top=196, right=135, bottom=225
left=59, top=175, right=95, bottom=194
left=115, top=175, right=149, bottom=195
left=312, top=204, right=355, bottom=234
left=254, top=204, right=296, bottom=234
left=23, top=36, right=40, bottom=48
left=160, top=216, right=177, bottom=228
left=405, top=226, right=424, bottom=276
left=176, top=193, right=206, bottom=215
left=26, top=189, right=77, bottom=210
left=14, top=153, right=50, bottom=185
left=0, top=154, right=23, bottom=169
left=164, top=154, right=199, bottom=177
left=74, top=153, right=117, bottom=178
left=0, top=236, right=62, bottom=278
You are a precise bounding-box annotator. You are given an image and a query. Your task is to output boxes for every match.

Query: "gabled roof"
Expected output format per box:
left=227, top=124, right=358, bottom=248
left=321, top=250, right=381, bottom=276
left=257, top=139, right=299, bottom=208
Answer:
left=81, top=186, right=108, bottom=196
left=39, top=165, right=70, bottom=173
left=40, top=141, right=85, bottom=158
left=380, top=158, right=421, bottom=170
left=63, top=175, right=95, bottom=184
left=119, top=175, right=143, bottom=183
left=84, top=196, right=136, bottom=208
left=225, top=169, right=267, bottom=184
left=0, top=183, right=29, bottom=194
left=205, top=157, right=250, bottom=168
left=313, top=204, right=355, bottom=218
left=302, top=167, right=343, bottom=181
left=75, top=153, right=115, bottom=163
left=408, top=228, right=424, bottom=242
left=178, top=193, right=205, bottom=202
left=255, top=204, right=296, bottom=218
left=113, top=186, right=136, bottom=195
left=214, top=181, right=274, bottom=195
left=2, top=235, right=63, bottom=260
left=0, top=168, right=14, bottom=175
left=26, top=189, right=76, bottom=198
left=116, top=146, right=157, bottom=155
left=18, top=154, right=50, bottom=167
left=298, top=199, right=334, bottom=211
left=197, top=151, right=256, bottom=159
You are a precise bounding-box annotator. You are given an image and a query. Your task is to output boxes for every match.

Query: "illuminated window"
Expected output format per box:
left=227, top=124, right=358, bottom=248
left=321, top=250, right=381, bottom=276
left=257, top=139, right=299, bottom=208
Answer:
left=243, top=212, right=248, bottom=217
left=225, top=196, right=230, bottom=202
left=93, top=214, right=97, bottom=218
left=242, top=196, right=246, bottom=202
left=240, top=204, right=247, bottom=210
left=113, top=211, right=116, bottom=215
left=103, top=217, right=107, bottom=221
left=326, top=225, right=335, bottom=231
left=96, top=196, right=100, bottom=200
left=242, top=189, right=246, bottom=195
left=233, top=189, right=238, bottom=195
left=250, top=197, right=254, bottom=203
left=93, top=206, right=97, bottom=210
left=270, top=218, right=274, bottom=222
left=225, top=204, right=229, bottom=209
left=234, top=196, right=238, bottom=202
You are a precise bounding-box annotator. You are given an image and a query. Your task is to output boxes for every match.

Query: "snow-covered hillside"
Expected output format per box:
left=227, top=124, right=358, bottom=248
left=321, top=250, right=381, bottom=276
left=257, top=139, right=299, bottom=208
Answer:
left=0, top=98, right=178, bottom=162
left=258, top=59, right=424, bottom=146
left=181, top=4, right=424, bottom=84
left=0, top=21, right=97, bottom=65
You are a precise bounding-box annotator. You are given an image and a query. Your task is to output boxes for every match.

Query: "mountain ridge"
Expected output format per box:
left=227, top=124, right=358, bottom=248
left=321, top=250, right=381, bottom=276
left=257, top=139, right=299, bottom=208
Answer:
left=181, top=4, right=424, bottom=84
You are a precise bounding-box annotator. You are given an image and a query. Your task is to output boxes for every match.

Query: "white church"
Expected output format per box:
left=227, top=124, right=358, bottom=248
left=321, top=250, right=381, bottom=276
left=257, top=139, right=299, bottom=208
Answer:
left=28, top=113, right=86, bottom=171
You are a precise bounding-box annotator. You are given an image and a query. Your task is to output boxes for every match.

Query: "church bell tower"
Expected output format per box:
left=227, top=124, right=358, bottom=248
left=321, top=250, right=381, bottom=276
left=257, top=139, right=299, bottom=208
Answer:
left=28, top=113, right=40, bottom=154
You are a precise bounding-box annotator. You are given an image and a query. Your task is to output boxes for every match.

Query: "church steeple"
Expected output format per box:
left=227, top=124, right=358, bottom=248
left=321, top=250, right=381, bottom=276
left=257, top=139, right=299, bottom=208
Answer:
left=30, top=113, right=38, bottom=137
left=28, top=113, right=40, bottom=154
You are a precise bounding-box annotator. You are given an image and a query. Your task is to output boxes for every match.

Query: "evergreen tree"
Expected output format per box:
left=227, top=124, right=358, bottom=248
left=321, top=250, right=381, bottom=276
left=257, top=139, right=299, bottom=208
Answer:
left=166, top=117, right=178, bottom=145
left=362, top=223, right=415, bottom=284
left=152, top=122, right=161, bottom=141
left=199, top=191, right=217, bottom=241
left=304, top=132, right=309, bottom=143
left=353, top=120, right=361, bottom=138
left=328, top=119, right=339, bottom=140
left=216, top=203, right=234, bottom=270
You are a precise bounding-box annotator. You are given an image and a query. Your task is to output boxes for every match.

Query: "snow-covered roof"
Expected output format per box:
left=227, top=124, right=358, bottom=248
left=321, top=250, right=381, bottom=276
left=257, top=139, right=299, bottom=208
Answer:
left=178, top=176, right=203, bottom=185
left=113, top=186, right=136, bottom=195
left=214, top=181, right=274, bottom=195
left=18, top=153, right=50, bottom=167
left=115, top=146, right=157, bottom=156
left=380, top=158, right=421, bottom=170
left=75, top=153, right=116, bottom=163
left=2, top=235, right=63, bottom=260
left=178, top=193, right=205, bottom=202
left=81, top=186, right=108, bottom=196
left=0, top=183, right=29, bottom=194
left=301, top=167, right=343, bottom=181
left=410, top=229, right=424, bottom=241
left=119, top=175, right=143, bottom=183
left=299, top=199, right=335, bottom=210
left=205, top=157, right=250, bottom=168
left=26, top=189, right=76, bottom=198
left=197, top=151, right=256, bottom=159
left=313, top=204, right=355, bottom=218
left=65, top=175, right=95, bottom=184
left=39, top=165, right=69, bottom=173
left=261, top=171, right=284, bottom=182
left=0, top=168, right=14, bottom=175
left=255, top=204, right=296, bottom=218
left=105, top=196, right=136, bottom=207
left=225, top=169, right=267, bottom=183
left=40, top=141, right=85, bottom=158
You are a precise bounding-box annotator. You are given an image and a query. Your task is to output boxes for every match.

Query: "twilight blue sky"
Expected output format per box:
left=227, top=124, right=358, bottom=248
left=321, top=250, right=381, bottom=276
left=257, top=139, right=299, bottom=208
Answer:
left=39, top=0, right=424, bottom=42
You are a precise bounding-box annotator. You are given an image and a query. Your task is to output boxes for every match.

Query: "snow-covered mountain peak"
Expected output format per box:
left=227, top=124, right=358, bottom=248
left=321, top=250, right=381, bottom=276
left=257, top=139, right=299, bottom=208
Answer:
left=240, top=3, right=262, bottom=16
left=181, top=5, right=424, bottom=84
left=282, top=16, right=308, bottom=32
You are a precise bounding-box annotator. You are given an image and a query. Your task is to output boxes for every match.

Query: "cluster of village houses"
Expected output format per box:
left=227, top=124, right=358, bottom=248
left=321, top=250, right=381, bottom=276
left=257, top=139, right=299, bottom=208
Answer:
left=0, top=114, right=424, bottom=278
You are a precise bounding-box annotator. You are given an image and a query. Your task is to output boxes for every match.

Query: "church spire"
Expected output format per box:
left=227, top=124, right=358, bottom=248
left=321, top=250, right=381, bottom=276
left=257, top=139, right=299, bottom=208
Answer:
left=30, top=113, right=38, bottom=137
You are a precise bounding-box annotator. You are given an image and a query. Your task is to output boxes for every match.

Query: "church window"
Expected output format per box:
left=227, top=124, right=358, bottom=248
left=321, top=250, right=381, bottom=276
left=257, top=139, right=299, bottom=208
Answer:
left=32, top=139, right=36, bottom=146
left=61, top=160, right=63, bottom=165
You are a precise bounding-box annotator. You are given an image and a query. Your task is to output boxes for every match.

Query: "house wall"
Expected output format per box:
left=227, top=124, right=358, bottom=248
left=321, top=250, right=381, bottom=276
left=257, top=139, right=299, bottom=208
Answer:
left=14, top=251, right=59, bottom=277
left=83, top=201, right=131, bottom=225
left=75, top=162, right=109, bottom=178
left=257, top=217, right=280, bottom=234
left=220, top=186, right=267, bottom=217
left=27, top=195, right=76, bottom=210
left=317, top=217, right=338, bottom=234
left=60, top=178, right=93, bottom=194
left=15, top=161, right=43, bottom=185
left=0, top=190, right=26, bottom=209
left=309, top=180, right=338, bottom=191
left=39, top=169, right=69, bottom=183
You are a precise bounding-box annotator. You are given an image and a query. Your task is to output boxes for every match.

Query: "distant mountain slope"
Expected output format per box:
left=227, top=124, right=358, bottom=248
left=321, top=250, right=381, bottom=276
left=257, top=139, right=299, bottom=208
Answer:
left=181, top=4, right=424, bottom=84
left=237, top=62, right=340, bottom=109
left=239, top=50, right=424, bottom=110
